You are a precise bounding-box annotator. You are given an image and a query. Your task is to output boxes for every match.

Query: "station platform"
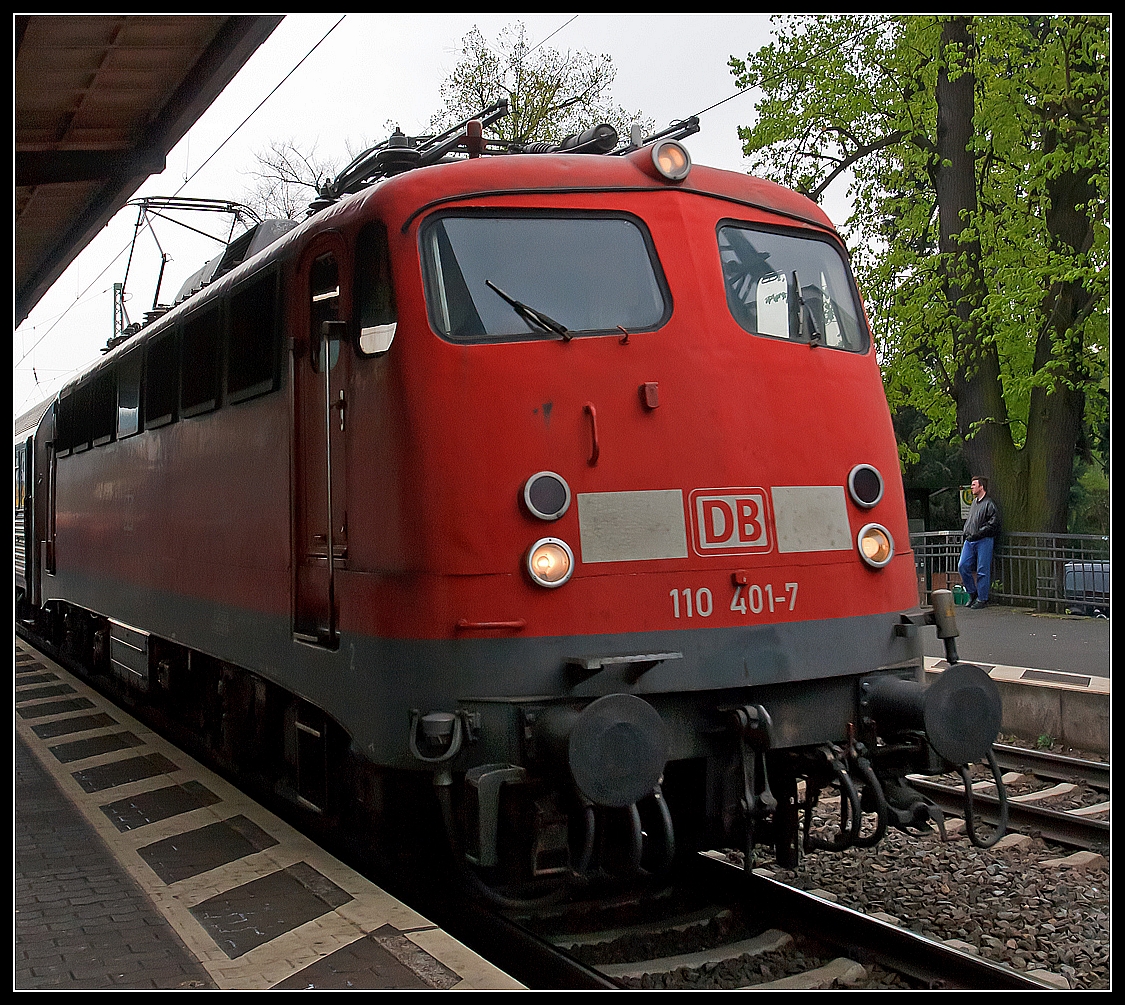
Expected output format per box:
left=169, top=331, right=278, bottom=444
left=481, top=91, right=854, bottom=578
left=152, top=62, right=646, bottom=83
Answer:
left=921, top=602, right=1109, bottom=679
left=15, top=639, right=524, bottom=990
left=921, top=604, right=1109, bottom=755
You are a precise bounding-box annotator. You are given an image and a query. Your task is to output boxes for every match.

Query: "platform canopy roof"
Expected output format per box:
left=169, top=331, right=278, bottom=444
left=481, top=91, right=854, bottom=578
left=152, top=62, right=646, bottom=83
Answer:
left=15, top=15, right=283, bottom=328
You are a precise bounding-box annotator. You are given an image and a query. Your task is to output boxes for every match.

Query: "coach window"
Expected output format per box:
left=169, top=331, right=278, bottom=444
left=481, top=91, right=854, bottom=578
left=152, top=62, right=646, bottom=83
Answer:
left=228, top=271, right=280, bottom=402
left=117, top=348, right=142, bottom=438
left=55, top=392, right=74, bottom=456
left=70, top=382, right=93, bottom=453
left=90, top=366, right=116, bottom=446
left=145, top=329, right=179, bottom=429
left=355, top=222, right=397, bottom=355
left=311, top=253, right=341, bottom=372
left=717, top=223, right=868, bottom=352
left=15, top=443, right=27, bottom=511
left=181, top=305, right=222, bottom=416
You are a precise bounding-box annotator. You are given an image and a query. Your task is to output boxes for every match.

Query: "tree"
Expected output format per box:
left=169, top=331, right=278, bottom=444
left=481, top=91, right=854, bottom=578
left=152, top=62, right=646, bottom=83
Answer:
left=242, top=23, right=652, bottom=220
left=243, top=140, right=341, bottom=220
left=730, top=16, right=1108, bottom=534
left=431, top=22, right=652, bottom=146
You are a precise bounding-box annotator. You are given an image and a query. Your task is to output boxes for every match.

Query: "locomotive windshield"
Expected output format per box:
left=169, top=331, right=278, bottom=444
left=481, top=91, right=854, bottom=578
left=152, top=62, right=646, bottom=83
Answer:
left=421, top=213, right=669, bottom=342
left=718, top=223, right=868, bottom=352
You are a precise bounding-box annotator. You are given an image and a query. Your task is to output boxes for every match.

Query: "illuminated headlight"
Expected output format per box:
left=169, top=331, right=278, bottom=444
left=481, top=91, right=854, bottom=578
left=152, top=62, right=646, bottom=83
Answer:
left=848, top=464, right=884, bottom=508
left=857, top=523, right=894, bottom=568
left=526, top=538, right=574, bottom=588
left=652, top=139, right=691, bottom=182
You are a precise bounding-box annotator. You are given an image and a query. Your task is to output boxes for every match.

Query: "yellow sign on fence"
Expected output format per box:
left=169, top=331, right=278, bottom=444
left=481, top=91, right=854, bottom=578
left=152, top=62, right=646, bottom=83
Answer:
left=959, top=486, right=974, bottom=520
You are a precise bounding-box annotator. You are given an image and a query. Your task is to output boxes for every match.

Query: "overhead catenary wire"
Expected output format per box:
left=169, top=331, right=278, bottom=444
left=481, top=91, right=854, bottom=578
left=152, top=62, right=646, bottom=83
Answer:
left=176, top=15, right=346, bottom=192
left=516, top=13, right=896, bottom=129
left=16, top=285, right=117, bottom=334
left=14, top=15, right=347, bottom=374
left=13, top=248, right=132, bottom=369
left=525, top=14, right=578, bottom=56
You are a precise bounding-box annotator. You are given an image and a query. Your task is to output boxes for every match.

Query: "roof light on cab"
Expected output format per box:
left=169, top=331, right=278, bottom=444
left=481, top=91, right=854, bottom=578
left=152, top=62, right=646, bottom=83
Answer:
left=652, top=139, right=691, bottom=182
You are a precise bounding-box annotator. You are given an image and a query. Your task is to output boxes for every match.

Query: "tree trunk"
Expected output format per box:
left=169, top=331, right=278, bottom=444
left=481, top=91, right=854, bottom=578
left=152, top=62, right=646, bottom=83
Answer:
left=933, top=17, right=1022, bottom=527
left=1016, top=52, right=1099, bottom=533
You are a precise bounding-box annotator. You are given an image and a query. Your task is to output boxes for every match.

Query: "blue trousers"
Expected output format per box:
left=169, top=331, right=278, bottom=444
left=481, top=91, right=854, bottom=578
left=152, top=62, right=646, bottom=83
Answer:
left=958, top=537, right=994, bottom=602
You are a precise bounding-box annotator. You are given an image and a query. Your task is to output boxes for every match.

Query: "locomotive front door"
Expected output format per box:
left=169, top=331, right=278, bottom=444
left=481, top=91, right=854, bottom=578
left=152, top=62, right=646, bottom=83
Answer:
left=293, top=241, right=351, bottom=647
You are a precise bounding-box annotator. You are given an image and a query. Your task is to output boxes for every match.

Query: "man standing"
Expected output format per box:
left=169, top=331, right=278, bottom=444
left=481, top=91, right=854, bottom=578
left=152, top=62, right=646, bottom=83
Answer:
left=959, top=476, right=1001, bottom=609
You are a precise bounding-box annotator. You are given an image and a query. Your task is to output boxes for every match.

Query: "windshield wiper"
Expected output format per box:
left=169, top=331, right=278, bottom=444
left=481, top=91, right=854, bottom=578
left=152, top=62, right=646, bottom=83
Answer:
left=485, top=280, right=572, bottom=340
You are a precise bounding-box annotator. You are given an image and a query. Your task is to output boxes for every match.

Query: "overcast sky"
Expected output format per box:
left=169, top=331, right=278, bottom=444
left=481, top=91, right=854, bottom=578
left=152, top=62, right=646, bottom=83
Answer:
left=14, top=14, right=854, bottom=417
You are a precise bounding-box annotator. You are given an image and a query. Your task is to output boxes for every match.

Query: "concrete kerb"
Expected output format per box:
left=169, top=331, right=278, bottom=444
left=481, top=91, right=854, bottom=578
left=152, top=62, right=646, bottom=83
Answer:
left=924, top=659, right=1109, bottom=755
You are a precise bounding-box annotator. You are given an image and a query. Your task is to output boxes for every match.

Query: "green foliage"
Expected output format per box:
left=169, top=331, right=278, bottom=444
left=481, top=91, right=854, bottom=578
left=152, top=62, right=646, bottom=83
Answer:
left=730, top=16, right=1108, bottom=533
left=1068, top=458, right=1108, bottom=536
left=432, top=23, right=652, bottom=145
left=895, top=407, right=970, bottom=530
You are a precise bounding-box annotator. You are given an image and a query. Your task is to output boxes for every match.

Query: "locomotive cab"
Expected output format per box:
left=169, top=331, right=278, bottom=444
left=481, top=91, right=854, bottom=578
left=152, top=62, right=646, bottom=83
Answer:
left=354, top=134, right=1006, bottom=894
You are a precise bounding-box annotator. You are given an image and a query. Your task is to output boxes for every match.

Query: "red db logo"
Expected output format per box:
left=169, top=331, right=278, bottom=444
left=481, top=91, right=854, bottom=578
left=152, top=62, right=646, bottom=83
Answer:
left=689, top=488, right=772, bottom=556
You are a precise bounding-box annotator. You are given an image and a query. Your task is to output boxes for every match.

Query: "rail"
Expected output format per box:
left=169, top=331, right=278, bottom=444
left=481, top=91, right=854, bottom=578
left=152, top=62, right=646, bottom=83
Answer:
left=905, top=777, right=1109, bottom=853
left=693, top=856, right=1047, bottom=989
left=910, top=531, right=1109, bottom=614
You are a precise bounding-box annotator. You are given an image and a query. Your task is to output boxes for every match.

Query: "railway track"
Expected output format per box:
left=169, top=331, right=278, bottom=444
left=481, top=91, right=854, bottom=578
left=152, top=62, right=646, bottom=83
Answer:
left=491, top=854, right=1053, bottom=989
left=443, top=742, right=1112, bottom=989
left=907, top=743, right=1109, bottom=852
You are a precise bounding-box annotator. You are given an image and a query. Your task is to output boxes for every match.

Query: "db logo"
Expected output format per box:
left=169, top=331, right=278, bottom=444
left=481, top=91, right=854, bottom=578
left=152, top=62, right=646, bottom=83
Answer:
left=689, top=488, right=773, bottom=556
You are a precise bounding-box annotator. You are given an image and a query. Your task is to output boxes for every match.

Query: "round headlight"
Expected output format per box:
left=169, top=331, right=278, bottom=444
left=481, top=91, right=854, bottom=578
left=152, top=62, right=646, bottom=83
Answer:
left=651, top=139, right=691, bottom=182
left=857, top=523, right=894, bottom=568
left=848, top=464, right=884, bottom=508
left=527, top=538, right=574, bottom=587
left=524, top=471, right=571, bottom=521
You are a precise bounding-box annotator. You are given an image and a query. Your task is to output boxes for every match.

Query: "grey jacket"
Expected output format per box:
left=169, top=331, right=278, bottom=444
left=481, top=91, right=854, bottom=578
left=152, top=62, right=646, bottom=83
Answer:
left=963, top=496, right=1001, bottom=541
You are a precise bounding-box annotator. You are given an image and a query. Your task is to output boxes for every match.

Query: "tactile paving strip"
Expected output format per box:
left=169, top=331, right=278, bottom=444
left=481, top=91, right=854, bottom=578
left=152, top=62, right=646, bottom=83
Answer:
left=15, top=639, right=523, bottom=990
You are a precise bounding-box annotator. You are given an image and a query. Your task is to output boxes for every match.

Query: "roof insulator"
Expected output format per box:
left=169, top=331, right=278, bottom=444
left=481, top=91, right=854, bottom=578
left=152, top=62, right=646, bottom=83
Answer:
left=375, top=130, right=422, bottom=176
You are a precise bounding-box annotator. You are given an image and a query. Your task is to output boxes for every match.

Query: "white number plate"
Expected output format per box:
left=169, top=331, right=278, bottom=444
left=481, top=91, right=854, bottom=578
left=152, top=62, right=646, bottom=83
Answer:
left=669, top=581, right=798, bottom=618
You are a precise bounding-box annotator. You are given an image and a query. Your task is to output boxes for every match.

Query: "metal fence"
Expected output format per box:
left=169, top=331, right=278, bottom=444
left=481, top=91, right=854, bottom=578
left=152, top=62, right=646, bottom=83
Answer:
left=910, top=531, right=1110, bottom=614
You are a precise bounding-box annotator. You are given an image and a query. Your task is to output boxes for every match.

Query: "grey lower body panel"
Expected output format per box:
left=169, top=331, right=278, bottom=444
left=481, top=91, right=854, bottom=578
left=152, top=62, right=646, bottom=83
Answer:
left=42, top=571, right=921, bottom=768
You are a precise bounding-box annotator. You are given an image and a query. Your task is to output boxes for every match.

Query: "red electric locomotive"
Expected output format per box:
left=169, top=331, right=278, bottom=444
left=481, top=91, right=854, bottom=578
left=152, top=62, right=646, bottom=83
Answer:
left=15, top=106, right=1004, bottom=899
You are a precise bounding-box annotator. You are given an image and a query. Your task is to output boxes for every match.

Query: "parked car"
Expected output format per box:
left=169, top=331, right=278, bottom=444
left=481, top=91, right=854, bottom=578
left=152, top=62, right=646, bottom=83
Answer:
left=1063, top=561, right=1109, bottom=617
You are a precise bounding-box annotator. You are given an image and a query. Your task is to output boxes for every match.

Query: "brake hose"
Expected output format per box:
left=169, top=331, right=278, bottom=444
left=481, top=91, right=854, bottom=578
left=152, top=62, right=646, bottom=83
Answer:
left=805, top=749, right=863, bottom=852
left=850, top=755, right=889, bottom=848
left=958, top=748, right=1009, bottom=849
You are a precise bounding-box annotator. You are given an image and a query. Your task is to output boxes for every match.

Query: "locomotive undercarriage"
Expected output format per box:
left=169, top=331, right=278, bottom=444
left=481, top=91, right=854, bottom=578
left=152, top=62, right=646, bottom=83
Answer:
left=20, top=593, right=1007, bottom=908
left=408, top=608, right=1007, bottom=903
left=443, top=716, right=980, bottom=903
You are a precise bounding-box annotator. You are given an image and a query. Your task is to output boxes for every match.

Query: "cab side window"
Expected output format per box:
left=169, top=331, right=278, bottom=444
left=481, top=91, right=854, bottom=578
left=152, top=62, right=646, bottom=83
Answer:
left=310, top=253, right=342, bottom=373
left=117, top=348, right=142, bottom=438
left=355, top=222, right=396, bottom=355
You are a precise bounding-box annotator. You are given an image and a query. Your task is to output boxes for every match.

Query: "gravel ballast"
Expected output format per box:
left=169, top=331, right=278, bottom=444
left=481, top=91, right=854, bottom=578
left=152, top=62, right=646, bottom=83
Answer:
left=765, top=821, right=1109, bottom=989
